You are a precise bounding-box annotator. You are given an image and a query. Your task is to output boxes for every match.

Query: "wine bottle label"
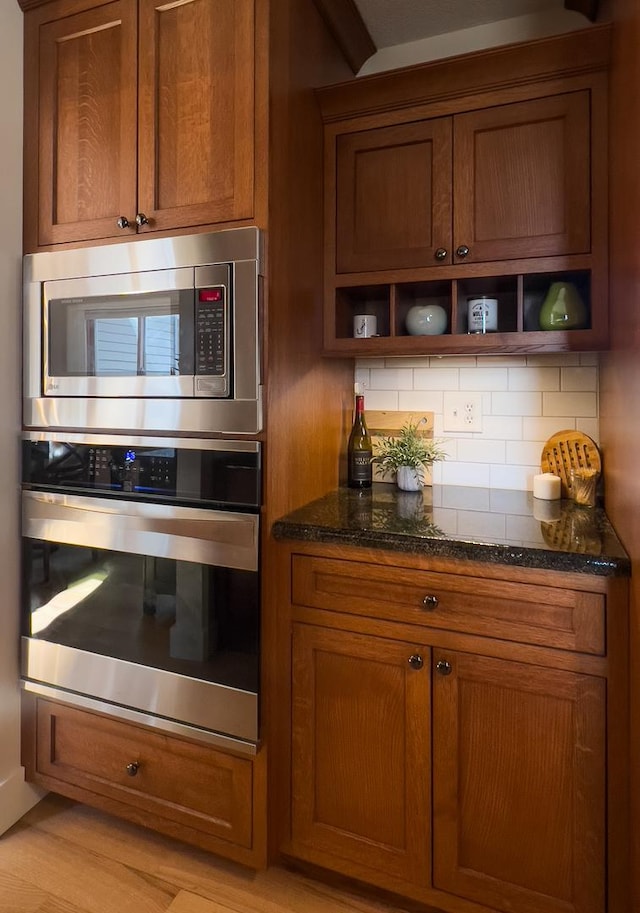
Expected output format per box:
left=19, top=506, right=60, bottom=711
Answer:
left=350, top=452, right=372, bottom=480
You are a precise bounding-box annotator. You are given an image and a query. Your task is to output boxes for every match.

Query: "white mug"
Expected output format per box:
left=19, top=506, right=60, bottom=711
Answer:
left=353, top=314, right=378, bottom=338
left=468, top=297, right=498, bottom=334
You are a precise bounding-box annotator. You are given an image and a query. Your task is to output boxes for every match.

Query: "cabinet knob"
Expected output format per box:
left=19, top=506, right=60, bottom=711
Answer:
left=436, top=660, right=452, bottom=676
left=116, top=216, right=130, bottom=229
left=455, top=244, right=470, bottom=258
left=125, top=761, right=140, bottom=777
left=422, top=594, right=439, bottom=610
left=408, top=654, right=424, bottom=670
left=135, top=212, right=149, bottom=227
left=434, top=247, right=448, bottom=261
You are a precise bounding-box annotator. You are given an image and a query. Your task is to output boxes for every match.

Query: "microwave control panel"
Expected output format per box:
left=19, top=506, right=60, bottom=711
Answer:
left=195, top=287, right=228, bottom=396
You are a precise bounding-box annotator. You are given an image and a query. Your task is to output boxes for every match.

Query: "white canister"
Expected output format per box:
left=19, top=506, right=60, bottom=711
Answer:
left=353, top=314, right=378, bottom=338
left=468, top=297, right=498, bottom=334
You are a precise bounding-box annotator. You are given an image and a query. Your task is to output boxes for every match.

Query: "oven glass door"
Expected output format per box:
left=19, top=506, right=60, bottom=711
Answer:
left=21, top=491, right=259, bottom=741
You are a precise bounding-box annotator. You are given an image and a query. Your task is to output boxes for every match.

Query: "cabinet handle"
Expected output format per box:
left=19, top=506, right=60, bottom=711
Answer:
left=125, top=761, right=140, bottom=777
left=408, top=654, right=424, bottom=670
left=116, top=216, right=130, bottom=229
left=436, top=660, right=452, bottom=676
left=135, top=212, right=149, bottom=227
left=422, top=594, right=439, bottom=610
left=434, top=247, right=447, bottom=261
left=455, top=244, right=470, bottom=258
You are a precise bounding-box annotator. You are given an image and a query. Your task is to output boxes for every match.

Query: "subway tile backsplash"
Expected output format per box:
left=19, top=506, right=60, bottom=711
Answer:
left=355, top=353, right=599, bottom=491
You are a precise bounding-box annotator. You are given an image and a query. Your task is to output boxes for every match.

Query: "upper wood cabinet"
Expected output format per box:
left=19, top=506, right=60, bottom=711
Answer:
left=453, top=92, right=591, bottom=265
left=317, top=27, right=610, bottom=355
left=24, top=0, right=255, bottom=250
left=336, top=93, right=590, bottom=275
left=336, top=118, right=452, bottom=273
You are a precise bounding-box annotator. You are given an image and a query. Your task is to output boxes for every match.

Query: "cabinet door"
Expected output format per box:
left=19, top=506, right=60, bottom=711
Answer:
left=335, top=119, right=452, bottom=273
left=432, top=650, right=605, bottom=913
left=291, top=623, right=430, bottom=892
left=453, top=93, right=591, bottom=263
left=137, top=0, right=255, bottom=233
left=36, top=0, right=138, bottom=246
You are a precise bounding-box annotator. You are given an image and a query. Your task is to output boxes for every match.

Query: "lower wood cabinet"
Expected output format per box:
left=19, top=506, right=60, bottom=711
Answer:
left=22, top=696, right=266, bottom=867
left=432, top=650, right=606, bottom=913
left=281, top=545, right=627, bottom=913
left=291, top=624, right=430, bottom=892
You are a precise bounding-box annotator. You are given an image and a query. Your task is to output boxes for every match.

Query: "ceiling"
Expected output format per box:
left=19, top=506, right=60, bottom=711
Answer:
left=353, top=0, right=568, bottom=48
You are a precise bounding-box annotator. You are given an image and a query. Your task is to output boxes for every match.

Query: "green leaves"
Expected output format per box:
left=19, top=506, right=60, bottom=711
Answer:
left=373, top=418, right=447, bottom=483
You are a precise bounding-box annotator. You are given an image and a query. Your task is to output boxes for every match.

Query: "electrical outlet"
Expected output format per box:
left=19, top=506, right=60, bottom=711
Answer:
left=443, top=392, right=482, bottom=432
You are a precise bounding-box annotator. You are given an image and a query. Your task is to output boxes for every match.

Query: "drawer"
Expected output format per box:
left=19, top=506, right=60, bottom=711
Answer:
left=35, top=700, right=253, bottom=848
left=292, top=555, right=605, bottom=655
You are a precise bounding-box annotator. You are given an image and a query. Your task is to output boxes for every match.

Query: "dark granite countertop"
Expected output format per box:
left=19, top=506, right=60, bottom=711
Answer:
left=272, top=484, right=630, bottom=577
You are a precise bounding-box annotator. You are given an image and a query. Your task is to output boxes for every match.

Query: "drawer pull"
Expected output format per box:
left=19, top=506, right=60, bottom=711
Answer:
left=422, top=594, right=439, bottom=610
left=436, top=660, right=452, bottom=676
left=126, top=761, right=140, bottom=777
left=408, top=654, right=424, bottom=670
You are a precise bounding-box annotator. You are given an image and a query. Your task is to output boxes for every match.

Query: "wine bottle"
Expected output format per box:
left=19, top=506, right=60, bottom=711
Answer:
left=347, top=394, right=372, bottom=489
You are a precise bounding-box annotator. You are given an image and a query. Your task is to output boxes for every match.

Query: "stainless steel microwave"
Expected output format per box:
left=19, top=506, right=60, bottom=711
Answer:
left=23, top=228, right=263, bottom=436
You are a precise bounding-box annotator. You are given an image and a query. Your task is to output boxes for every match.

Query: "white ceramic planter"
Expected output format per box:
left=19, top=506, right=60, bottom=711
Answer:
left=396, top=465, right=424, bottom=491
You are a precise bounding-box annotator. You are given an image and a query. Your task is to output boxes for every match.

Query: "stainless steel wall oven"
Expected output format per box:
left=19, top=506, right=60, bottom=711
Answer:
left=21, top=432, right=261, bottom=754
left=23, top=228, right=263, bottom=436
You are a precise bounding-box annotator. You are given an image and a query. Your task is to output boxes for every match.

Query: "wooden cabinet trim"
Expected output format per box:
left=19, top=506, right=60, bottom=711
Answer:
left=317, top=24, right=611, bottom=123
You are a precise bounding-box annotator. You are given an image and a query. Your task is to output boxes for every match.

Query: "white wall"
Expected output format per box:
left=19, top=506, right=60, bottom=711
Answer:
left=356, top=353, right=599, bottom=490
left=0, top=0, right=42, bottom=833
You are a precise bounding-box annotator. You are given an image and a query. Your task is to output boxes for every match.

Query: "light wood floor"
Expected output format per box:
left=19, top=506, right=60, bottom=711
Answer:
left=0, top=795, right=412, bottom=913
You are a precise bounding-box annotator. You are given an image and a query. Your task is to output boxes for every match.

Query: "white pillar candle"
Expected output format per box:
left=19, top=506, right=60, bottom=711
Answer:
left=533, top=472, right=561, bottom=500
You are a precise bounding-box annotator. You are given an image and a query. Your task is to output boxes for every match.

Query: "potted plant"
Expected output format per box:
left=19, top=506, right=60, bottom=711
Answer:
left=373, top=418, right=446, bottom=491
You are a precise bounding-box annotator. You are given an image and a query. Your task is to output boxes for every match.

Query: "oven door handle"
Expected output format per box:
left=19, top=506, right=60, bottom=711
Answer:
left=22, top=490, right=259, bottom=571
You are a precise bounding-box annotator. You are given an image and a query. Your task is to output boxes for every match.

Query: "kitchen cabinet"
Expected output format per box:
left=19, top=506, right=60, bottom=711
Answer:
left=21, top=695, right=266, bottom=866
left=291, top=623, right=430, bottom=891
left=336, top=93, right=589, bottom=275
left=276, top=540, right=628, bottom=913
left=23, top=0, right=256, bottom=250
left=318, top=27, right=610, bottom=355
left=17, top=0, right=358, bottom=873
left=432, top=650, right=605, bottom=913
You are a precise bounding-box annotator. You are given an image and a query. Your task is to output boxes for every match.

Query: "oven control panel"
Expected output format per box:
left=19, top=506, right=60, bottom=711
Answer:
left=22, top=440, right=261, bottom=509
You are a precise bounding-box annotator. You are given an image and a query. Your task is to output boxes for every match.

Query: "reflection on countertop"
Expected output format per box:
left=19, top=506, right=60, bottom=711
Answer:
left=271, top=484, right=630, bottom=577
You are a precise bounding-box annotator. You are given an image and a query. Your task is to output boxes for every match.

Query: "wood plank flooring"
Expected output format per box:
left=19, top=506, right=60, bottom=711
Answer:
left=0, top=796, right=412, bottom=913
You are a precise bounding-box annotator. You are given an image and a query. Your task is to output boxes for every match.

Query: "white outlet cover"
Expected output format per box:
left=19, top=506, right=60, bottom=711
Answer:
left=443, top=392, right=483, bottom=432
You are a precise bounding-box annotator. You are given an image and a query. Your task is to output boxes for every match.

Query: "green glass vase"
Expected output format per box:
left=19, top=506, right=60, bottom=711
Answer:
left=539, top=281, right=588, bottom=331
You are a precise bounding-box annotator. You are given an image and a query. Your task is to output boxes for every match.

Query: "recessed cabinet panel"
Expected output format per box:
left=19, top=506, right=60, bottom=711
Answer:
left=37, top=1, right=138, bottom=246
left=453, top=93, right=591, bottom=263
left=336, top=119, right=452, bottom=273
left=432, top=650, right=606, bottom=913
left=291, top=623, right=431, bottom=891
left=138, top=0, right=255, bottom=231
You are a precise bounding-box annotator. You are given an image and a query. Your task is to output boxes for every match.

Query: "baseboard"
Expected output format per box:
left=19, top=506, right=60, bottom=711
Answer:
left=0, top=767, right=44, bottom=835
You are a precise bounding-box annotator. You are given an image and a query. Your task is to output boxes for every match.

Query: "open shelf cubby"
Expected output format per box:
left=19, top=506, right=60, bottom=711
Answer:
left=330, top=269, right=592, bottom=350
